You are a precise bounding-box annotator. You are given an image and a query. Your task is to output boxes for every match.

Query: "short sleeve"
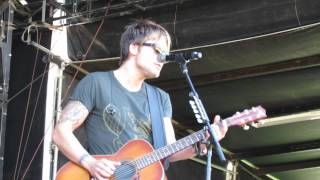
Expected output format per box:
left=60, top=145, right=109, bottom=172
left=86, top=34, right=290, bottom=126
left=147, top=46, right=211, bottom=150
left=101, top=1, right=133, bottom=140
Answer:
left=69, top=73, right=96, bottom=111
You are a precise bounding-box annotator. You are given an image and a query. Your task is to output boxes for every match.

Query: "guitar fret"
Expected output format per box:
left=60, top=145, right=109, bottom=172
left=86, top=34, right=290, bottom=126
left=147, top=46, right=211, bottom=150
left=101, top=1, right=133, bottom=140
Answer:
left=163, top=147, right=168, bottom=157
left=161, top=148, right=166, bottom=157
left=162, top=147, right=167, bottom=157
left=154, top=151, right=160, bottom=161
left=135, top=159, right=141, bottom=169
left=191, top=133, right=197, bottom=143
left=168, top=144, right=174, bottom=154
left=176, top=141, right=181, bottom=150
left=180, top=139, right=185, bottom=147
left=142, top=157, right=148, bottom=167
left=196, top=131, right=204, bottom=141
left=179, top=140, right=184, bottom=149
left=158, top=148, right=164, bottom=159
left=150, top=153, right=156, bottom=163
left=182, top=138, right=187, bottom=146
left=139, top=158, right=144, bottom=168
left=144, top=155, right=149, bottom=166
left=145, top=155, right=152, bottom=165
left=138, top=159, right=142, bottom=169
left=159, top=148, right=164, bottom=158
left=186, top=136, right=192, bottom=144
left=173, top=143, right=178, bottom=151
left=190, top=135, right=196, bottom=144
left=163, top=147, right=169, bottom=156
left=157, top=150, right=162, bottom=159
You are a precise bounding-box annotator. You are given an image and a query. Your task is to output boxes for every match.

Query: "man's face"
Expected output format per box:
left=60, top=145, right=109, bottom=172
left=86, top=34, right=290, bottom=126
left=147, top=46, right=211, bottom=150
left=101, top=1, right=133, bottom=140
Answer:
left=135, top=35, right=170, bottom=79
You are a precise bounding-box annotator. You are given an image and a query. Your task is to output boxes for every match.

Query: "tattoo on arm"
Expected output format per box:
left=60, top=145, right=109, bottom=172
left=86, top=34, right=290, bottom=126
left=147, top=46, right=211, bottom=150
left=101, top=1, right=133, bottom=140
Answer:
left=58, top=101, right=89, bottom=126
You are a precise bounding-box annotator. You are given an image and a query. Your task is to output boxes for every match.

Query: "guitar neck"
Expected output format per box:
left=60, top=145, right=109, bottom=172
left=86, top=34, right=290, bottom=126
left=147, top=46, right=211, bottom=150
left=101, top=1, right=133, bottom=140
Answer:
left=133, top=106, right=266, bottom=170
left=133, top=129, right=206, bottom=170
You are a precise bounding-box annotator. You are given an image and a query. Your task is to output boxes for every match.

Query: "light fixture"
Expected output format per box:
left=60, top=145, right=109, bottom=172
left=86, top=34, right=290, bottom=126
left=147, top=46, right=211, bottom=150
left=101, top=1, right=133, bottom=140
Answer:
left=19, top=0, right=28, bottom=5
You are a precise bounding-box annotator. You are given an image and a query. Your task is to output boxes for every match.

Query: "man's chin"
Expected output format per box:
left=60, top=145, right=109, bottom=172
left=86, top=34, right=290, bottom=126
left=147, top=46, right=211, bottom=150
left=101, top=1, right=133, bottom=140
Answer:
left=154, top=71, right=161, bottom=78
left=146, top=72, right=161, bottom=79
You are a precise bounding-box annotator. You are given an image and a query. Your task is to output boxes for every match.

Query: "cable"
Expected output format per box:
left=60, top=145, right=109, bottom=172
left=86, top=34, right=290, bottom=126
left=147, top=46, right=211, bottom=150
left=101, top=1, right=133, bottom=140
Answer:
left=17, top=33, right=49, bottom=180
left=61, top=0, right=113, bottom=102
left=13, top=26, right=40, bottom=180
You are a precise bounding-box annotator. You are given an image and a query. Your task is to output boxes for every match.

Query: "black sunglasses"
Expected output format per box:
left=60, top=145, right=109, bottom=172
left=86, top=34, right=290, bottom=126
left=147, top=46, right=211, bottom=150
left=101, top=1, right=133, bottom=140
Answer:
left=141, top=42, right=168, bottom=62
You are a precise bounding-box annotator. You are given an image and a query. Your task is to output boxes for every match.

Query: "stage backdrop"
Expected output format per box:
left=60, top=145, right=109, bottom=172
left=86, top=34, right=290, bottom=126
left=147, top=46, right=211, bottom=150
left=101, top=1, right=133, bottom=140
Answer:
left=3, top=31, right=51, bottom=180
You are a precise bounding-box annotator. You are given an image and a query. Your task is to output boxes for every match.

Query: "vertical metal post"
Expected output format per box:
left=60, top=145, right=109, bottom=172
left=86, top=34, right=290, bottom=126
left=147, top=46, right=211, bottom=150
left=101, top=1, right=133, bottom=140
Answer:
left=87, top=0, right=93, bottom=19
left=42, top=62, right=59, bottom=180
left=52, top=62, right=65, bottom=179
left=42, top=0, right=47, bottom=23
left=42, top=1, right=67, bottom=179
left=226, top=160, right=239, bottom=180
left=41, top=29, right=69, bottom=180
left=73, top=0, right=78, bottom=14
left=0, top=2, right=14, bottom=180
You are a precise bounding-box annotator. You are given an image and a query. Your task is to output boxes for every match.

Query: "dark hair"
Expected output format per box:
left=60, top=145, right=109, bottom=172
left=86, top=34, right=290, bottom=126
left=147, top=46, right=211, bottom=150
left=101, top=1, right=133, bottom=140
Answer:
left=119, top=19, right=171, bottom=65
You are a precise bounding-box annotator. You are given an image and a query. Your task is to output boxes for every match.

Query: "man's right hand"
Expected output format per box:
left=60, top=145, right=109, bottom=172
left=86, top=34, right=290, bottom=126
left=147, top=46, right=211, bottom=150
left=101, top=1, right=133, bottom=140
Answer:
left=82, top=156, right=121, bottom=180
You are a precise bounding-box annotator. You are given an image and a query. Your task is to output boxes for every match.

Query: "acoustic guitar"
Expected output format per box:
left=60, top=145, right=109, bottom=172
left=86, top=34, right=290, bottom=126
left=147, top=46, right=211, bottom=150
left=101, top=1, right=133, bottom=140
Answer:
left=56, top=106, right=266, bottom=180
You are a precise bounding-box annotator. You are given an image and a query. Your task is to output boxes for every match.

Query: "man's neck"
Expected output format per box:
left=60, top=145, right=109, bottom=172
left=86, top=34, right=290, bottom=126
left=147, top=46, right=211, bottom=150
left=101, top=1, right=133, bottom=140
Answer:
left=113, top=63, right=145, bottom=92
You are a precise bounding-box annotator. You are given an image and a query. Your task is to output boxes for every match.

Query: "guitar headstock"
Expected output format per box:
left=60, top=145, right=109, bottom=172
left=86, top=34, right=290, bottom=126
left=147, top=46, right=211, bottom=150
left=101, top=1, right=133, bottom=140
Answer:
left=225, top=106, right=267, bottom=128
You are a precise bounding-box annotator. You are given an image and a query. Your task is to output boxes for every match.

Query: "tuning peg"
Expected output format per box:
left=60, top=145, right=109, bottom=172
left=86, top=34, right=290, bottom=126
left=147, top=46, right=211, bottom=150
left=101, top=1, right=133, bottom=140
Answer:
left=243, top=124, right=250, bottom=130
left=250, top=122, right=258, bottom=128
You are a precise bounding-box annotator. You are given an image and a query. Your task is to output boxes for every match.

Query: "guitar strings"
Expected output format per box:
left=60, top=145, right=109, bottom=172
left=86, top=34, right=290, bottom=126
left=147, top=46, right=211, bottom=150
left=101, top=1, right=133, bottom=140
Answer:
left=112, top=161, right=137, bottom=179
left=112, top=135, right=202, bottom=178
left=112, top=142, right=197, bottom=178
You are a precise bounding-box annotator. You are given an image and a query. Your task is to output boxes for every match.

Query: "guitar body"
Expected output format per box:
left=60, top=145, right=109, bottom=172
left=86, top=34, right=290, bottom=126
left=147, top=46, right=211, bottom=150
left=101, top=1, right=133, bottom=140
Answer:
left=56, top=139, right=166, bottom=180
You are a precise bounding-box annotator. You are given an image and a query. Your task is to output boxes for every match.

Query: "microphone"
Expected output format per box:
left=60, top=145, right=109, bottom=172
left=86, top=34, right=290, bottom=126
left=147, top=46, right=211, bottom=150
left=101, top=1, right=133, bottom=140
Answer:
left=160, top=51, right=202, bottom=63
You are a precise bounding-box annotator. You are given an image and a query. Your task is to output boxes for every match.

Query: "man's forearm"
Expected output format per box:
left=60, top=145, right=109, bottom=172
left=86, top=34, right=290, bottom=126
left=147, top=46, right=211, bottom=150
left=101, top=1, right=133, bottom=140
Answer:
left=53, top=124, right=93, bottom=167
left=53, top=100, right=93, bottom=167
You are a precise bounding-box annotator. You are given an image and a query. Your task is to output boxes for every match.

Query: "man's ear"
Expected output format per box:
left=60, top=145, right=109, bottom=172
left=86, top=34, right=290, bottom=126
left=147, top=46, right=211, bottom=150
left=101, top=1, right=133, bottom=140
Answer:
left=129, top=43, right=139, bottom=56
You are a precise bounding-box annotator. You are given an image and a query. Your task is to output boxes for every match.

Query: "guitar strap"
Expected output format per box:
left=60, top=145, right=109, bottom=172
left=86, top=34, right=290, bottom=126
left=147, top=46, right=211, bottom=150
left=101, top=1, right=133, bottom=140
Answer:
left=146, top=84, right=170, bottom=169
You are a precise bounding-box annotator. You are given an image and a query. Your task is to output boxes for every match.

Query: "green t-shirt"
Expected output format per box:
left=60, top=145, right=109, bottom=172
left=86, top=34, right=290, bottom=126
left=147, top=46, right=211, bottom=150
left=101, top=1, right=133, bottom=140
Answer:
left=70, top=71, right=172, bottom=155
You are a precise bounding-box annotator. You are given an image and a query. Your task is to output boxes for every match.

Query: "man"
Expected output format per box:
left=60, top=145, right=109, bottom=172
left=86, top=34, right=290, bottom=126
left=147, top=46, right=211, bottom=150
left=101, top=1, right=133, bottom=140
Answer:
left=53, top=20, right=227, bottom=180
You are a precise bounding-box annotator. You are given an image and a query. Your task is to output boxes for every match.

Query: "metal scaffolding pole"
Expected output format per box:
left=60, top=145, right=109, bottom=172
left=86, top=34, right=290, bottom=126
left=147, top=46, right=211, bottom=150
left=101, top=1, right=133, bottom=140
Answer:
left=225, top=161, right=239, bottom=180
left=0, top=1, right=14, bottom=180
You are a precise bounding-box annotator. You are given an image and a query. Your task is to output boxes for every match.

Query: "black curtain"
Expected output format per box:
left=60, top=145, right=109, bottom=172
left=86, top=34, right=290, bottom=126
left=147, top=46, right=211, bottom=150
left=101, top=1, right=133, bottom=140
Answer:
left=3, top=31, right=51, bottom=180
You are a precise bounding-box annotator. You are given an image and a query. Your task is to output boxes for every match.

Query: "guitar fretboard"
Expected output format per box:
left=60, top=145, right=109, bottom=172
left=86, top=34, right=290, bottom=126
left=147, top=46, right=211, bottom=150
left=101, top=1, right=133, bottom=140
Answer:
left=131, top=106, right=266, bottom=170
left=133, top=129, right=206, bottom=170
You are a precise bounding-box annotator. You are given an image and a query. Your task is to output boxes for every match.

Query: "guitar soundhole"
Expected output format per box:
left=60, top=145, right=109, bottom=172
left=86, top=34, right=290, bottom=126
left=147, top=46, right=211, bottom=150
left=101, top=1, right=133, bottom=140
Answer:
left=112, top=161, right=137, bottom=180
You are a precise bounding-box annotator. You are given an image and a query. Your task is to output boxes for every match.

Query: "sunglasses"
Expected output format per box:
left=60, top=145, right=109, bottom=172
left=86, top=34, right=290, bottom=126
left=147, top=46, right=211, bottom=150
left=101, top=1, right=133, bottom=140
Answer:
left=141, top=42, right=169, bottom=63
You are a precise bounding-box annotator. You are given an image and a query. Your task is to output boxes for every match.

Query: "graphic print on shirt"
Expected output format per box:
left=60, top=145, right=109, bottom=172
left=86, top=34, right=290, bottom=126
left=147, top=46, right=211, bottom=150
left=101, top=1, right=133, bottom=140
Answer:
left=103, top=103, right=124, bottom=148
left=103, top=103, right=152, bottom=149
left=127, top=112, right=152, bottom=143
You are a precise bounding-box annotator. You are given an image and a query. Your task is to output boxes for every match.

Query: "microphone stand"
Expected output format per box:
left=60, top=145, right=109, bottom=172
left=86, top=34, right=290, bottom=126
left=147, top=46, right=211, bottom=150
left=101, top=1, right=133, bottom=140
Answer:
left=177, top=58, right=226, bottom=180
left=206, top=144, right=213, bottom=180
